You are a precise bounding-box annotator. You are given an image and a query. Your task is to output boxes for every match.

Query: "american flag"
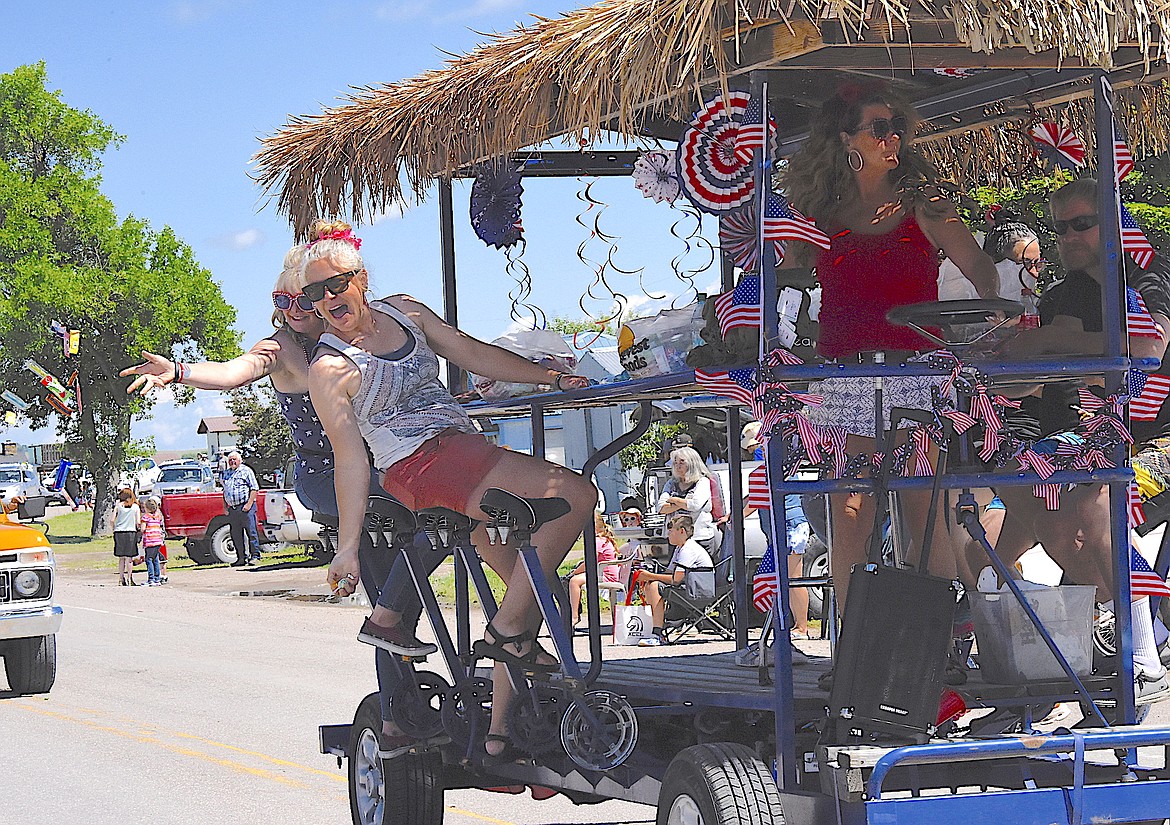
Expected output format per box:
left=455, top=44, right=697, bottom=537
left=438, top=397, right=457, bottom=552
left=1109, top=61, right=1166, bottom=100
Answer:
left=752, top=544, right=779, bottom=612
left=1121, top=205, right=1156, bottom=270
left=714, top=274, right=762, bottom=336
left=1126, top=287, right=1163, bottom=338
left=733, top=94, right=776, bottom=166
left=1130, top=373, right=1170, bottom=421
left=1114, top=137, right=1135, bottom=181
left=747, top=463, right=772, bottom=510
left=763, top=193, right=832, bottom=250
left=1131, top=547, right=1170, bottom=598
left=1129, top=481, right=1147, bottom=529
left=695, top=367, right=757, bottom=407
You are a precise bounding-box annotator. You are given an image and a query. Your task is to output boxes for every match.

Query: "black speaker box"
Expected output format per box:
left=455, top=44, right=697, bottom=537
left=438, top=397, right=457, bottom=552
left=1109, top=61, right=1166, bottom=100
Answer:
left=828, top=563, right=957, bottom=744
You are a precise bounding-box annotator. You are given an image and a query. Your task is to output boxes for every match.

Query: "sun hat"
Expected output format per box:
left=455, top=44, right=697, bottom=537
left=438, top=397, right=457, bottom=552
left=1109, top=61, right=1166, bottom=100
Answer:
left=741, top=421, right=763, bottom=451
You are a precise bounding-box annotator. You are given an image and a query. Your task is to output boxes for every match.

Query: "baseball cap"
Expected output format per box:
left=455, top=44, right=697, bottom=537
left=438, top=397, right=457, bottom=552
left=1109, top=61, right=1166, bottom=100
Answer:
left=671, top=432, right=694, bottom=448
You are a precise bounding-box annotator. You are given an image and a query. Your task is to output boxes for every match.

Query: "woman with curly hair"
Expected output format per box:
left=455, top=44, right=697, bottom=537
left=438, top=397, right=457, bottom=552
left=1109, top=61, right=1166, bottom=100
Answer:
left=783, top=85, right=998, bottom=609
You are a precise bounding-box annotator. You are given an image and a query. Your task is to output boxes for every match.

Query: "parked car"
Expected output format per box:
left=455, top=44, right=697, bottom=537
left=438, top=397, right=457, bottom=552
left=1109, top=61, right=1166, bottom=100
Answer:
left=0, top=463, right=49, bottom=507
left=0, top=508, right=61, bottom=695
left=119, top=458, right=161, bottom=495
left=161, top=488, right=323, bottom=565
left=154, top=461, right=217, bottom=496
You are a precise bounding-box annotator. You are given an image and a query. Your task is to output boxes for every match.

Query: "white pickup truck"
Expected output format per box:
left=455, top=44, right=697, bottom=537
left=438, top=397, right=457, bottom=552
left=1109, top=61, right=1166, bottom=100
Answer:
left=0, top=502, right=61, bottom=694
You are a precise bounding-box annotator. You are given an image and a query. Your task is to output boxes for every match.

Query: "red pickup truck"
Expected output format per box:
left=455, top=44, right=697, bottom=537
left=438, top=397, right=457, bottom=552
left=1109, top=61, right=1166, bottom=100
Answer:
left=162, top=490, right=323, bottom=565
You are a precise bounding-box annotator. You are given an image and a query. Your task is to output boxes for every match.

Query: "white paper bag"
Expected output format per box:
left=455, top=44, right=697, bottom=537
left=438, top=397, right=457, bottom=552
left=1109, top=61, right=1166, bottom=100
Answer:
left=613, top=603, right=653, bottom=645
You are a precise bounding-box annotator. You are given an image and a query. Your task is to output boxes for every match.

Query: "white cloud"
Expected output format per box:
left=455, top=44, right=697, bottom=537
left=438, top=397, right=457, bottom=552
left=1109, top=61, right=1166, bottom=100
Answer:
left=370, top=201, right=412, bottom=224
left=210, top=228, right=265, bottom=251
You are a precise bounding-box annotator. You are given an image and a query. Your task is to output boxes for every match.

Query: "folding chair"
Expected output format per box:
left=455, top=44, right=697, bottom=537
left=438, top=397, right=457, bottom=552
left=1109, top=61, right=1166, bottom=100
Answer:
left=662, top=556, right=736, bottom=643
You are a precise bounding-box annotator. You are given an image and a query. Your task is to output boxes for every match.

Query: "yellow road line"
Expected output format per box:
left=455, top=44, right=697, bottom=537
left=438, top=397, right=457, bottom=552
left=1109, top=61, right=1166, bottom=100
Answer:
left=15, top=703, right=310, bottom=788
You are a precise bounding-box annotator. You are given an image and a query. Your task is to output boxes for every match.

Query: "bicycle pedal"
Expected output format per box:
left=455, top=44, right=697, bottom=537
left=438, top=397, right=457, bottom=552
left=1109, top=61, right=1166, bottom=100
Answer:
left=397, top=654, right=429, bottom=664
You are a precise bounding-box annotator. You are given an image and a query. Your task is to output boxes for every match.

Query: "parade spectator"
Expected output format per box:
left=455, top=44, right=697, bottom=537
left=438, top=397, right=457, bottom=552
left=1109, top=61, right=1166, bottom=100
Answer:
left=111, top=488, right=141, bottom=586
left=656, top=447, right=719, bottom=553
left=140, top=496, right=167, bottom=586
left=221, top=452, right=261, bottom=566
left=635, top=514, right=714, bottom=647
left=565, top=512, right=622, bottom=628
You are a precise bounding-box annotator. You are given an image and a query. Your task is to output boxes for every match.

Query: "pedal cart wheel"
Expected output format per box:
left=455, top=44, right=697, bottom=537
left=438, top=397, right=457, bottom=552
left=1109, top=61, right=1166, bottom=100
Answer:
left=656, top=743, right=781, bottom=825
left=389, top=670, right=449, bottom=740
left=347, top=692, right=443, bottom=825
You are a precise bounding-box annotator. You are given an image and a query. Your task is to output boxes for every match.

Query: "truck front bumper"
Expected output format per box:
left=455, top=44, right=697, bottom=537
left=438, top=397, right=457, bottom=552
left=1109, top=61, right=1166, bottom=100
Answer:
left=0, top=604, right=63, bottom=640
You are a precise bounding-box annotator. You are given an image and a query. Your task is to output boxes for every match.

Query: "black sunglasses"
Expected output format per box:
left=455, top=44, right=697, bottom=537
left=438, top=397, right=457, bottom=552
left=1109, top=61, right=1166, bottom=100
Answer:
left=272, top=291, right=315, bottom=312
left=1052, top=215, right=1099, bottom=235
left=854, top=116, right=908, bottom=141
left=302, top=270, right=360, bottom=303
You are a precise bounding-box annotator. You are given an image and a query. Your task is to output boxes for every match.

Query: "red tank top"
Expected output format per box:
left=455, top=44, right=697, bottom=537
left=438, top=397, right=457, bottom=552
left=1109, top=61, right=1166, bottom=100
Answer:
left=815, top=212, right=940, bottom=359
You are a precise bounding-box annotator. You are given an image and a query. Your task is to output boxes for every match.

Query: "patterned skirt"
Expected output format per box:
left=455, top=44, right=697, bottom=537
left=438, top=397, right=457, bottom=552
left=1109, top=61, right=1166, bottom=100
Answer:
left=803, top=373, right=951, bottom=439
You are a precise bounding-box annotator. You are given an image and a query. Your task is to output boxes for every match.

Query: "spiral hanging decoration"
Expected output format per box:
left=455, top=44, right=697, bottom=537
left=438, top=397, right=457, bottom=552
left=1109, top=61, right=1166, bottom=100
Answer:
left=574, top=177, right=626, bottom=327
left=503, top=240, right=545, bottom=329
left=668, top=202, right=715, bottom=308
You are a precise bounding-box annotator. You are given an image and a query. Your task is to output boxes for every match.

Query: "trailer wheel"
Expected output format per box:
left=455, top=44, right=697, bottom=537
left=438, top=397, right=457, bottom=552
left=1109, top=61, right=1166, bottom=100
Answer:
left=208, top=523, right=241, bottom=565
left=347, top=692, right=443, bottom=825
left=656, top=743, right=782, bottom=825
left=4, top=635, right=57, bottom=695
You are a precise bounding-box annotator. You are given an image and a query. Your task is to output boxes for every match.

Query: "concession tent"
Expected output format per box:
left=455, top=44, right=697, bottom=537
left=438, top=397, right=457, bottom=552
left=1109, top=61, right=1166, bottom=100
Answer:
left=255, top=0, right=1169, bottom=235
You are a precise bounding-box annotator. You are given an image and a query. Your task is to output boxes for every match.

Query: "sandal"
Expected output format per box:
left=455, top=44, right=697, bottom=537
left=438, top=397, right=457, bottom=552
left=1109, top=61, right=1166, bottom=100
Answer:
left=473, top=622, right=560, bottom=674
left=482, top=733, right=524, bottom=766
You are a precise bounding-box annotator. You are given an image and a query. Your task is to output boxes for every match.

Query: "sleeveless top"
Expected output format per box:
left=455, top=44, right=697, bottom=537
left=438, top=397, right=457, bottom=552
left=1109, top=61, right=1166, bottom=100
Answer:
left=318, top=299, right=475, bottom=471
left=141, top=511, right=165, bottom=546
left=276, top=389, right=332, bottom=481
left=815, top=212, right=940, bottom=359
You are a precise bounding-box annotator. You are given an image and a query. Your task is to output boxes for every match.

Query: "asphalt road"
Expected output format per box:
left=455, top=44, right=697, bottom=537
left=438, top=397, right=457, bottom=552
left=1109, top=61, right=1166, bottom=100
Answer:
left=0, top=570, right=651, bottom=825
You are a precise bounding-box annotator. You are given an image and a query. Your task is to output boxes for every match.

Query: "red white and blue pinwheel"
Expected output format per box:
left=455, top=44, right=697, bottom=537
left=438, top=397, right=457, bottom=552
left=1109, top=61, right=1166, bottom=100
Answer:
left=677, top=91, right=757, bottom=214
left=1028, top=121, right=1086, bottom=170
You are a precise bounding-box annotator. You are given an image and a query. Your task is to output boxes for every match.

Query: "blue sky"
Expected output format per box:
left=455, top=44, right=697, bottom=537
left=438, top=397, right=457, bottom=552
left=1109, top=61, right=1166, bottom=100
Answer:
left=2, top=0, right=718, bottom=452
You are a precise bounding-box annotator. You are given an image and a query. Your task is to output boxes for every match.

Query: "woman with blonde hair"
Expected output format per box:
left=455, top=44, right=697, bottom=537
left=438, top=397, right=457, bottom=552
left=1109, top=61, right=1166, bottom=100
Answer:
left=657, top=446, right=718, bottom=552
left=782, top=84, right=998, bottom=609
left=300, top=219, right=596, bottom=761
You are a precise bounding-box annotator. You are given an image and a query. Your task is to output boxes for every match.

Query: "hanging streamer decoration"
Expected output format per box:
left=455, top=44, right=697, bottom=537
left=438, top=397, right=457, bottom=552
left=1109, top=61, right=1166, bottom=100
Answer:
left=676, top=90, right=757, bottom=214
left=668, top=201, right=715, bottom=309
left=469, top=160, right=525, bottom=250
left=50, top=319, right=80, bottom=357
left=1028, top=122, right=1086, bottom=170
left=503, top=240, right=545, bottom=330
left=574, top=177, right=635, bottom=327
left=2, top=390, right=30, bottom=412
left=719, top=203, right=782, bottom=273
left=632, top=150, right=680, bottom=204
left=23, top=359, right=75, bottom=415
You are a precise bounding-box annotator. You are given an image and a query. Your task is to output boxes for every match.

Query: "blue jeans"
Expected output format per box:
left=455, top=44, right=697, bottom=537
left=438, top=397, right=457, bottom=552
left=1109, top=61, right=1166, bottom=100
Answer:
left=296, top=466, right=431, bottom=723
left=245, top=507, right=262, bottom=560
left=145, top=545, right=162, bottom=582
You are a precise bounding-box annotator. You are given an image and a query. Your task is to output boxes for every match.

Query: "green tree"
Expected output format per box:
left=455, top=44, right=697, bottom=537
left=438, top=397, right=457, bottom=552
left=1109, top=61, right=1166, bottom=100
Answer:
left=619, top=421, right=686, bottom=474
left=548, top=316, right=616, bottom=338
left=226, top=384, right=295, bottom=482
left=0, top=63, right=239, bottom=533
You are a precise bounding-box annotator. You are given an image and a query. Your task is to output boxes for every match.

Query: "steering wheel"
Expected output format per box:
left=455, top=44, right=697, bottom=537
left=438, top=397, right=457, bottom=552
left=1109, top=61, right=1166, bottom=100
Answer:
left=886, top=298, right=1024, bottom=347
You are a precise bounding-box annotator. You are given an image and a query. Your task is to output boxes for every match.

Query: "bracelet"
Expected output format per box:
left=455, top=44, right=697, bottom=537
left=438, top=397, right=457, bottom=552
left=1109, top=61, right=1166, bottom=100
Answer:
left=172, top=361, right=180, bottom=385
left=173, top=362, right=189, bottom=385
left=554, top=372, right=570, bottom=391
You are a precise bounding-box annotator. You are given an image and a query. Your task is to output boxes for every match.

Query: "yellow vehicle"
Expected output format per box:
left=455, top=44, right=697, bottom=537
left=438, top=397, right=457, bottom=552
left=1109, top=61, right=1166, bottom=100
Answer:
left=0, top=509, right=61, bottom=695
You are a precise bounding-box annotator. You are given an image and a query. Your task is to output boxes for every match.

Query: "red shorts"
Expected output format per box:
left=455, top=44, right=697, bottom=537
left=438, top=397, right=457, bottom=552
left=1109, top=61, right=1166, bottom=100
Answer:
left=381, top=430, right=506, bottom=513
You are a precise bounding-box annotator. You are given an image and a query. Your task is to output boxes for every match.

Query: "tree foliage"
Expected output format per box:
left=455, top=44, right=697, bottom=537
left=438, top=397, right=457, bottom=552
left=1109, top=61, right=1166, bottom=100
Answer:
left=619, top=421, right=686, bottom=474
left=226, top=384, right=295, bottom=481
left=0, top=63, right=240, bottom=532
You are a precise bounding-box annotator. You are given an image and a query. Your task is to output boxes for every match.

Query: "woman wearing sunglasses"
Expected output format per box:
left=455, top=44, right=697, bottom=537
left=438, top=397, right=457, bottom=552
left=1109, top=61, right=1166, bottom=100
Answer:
left=781, top=84, right=999, bottom=615
left=298, top=220, right=596, bottom=761
left=983, top=209, right=1046, bottom=303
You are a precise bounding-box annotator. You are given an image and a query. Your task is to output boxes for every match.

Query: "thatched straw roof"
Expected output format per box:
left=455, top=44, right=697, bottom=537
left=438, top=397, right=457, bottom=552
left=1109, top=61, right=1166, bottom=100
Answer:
left=255, top=0, right=1170, bottom=235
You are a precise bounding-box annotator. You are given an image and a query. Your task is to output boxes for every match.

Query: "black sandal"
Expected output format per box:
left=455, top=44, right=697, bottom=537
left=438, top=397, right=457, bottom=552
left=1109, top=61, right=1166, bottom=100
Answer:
left=482, top=733, right=524, bottom=766
left=472, top=622, right=560, bottom=674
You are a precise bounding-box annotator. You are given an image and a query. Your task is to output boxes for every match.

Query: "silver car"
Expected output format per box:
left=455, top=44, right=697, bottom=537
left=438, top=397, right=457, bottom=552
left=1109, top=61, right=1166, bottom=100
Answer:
left=0, top=463, right=49, bottom=505
left=154, top=462, right=216, bottom=496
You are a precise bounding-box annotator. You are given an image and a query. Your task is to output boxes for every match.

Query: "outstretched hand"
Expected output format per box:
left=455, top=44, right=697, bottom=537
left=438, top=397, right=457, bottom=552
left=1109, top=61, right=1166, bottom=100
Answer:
left=556, top=373, right=590, bottom=391
left=120, top=351, right=174, bottom=396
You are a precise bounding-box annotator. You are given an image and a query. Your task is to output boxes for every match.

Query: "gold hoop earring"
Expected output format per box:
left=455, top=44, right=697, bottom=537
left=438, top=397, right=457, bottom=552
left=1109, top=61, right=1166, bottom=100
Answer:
left=847, top=148, right=864, bottom=172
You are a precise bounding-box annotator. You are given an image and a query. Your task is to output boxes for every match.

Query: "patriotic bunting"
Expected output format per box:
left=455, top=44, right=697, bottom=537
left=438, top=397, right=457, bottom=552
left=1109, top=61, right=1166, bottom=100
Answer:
left=1029, top=121, right=1086, bottom=170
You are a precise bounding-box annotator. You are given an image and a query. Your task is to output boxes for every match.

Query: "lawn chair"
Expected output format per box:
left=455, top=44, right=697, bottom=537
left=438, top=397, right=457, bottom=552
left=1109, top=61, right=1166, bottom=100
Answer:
left=662, top=555, right=736, bottom=643
left=596, top=549, right=641, bottom=626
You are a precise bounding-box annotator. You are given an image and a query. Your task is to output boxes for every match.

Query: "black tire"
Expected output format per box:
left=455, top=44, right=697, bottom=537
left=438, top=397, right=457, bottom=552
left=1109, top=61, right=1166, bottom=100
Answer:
left=5, top=635, right=57, bottom=695
left=185, top=539, right=216, bottom=565
left=347, top=692, right=443, bottom=825
left=803, top=538, right=829, bottom=620
left=656, top=742, right=782, bottom=825
left=208, top=522, right=240, bottom=565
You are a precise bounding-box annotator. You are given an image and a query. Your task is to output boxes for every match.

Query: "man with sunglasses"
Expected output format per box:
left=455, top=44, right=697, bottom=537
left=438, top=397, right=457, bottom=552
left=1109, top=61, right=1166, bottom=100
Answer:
left=999, top=177, right=1170, bottom=704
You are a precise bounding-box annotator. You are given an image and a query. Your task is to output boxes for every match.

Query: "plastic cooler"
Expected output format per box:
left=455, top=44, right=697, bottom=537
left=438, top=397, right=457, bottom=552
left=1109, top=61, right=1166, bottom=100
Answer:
left=971, top=585, right=1096, bottom=684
